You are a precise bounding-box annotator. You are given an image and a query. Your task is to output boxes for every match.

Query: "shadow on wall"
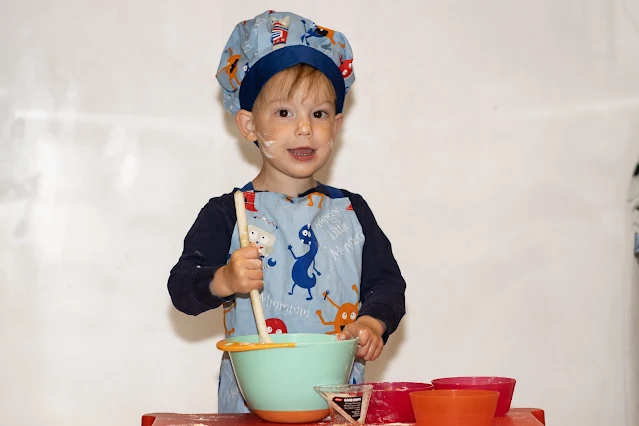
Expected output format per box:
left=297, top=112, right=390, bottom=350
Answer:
left=625, top=119, right=639, bottom=426
left=168, top=304, right=224, bottom=342
left=315, top=87, right=355, bottom=185
left=217, top=85, right=358, bottom=187
left=220, top=101, right=262, bottom=170
left=364, top=323, right=406, bottom=382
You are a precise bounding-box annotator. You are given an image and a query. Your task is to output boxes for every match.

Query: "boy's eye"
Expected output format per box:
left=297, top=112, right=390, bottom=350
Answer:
left=277, top=110, right=290, bottom=118
left=313, top=111, right=327, bottom=119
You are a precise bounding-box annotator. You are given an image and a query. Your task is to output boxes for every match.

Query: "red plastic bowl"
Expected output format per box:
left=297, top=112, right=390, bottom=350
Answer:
left=431, top=376, right=516, bottom=416
left=365, top=382, right=433, bottom=424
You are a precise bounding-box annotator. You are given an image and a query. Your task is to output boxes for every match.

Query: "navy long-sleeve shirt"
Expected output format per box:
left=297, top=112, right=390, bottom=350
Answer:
left=168, top=184, right=406, bottom=342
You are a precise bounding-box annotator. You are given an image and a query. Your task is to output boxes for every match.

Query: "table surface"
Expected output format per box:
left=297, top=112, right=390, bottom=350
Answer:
left=142, top=408, right=546, bottom=426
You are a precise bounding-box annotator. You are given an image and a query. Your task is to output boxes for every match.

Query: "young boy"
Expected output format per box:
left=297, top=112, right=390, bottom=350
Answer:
left=168, top=10, right=406, bottom=413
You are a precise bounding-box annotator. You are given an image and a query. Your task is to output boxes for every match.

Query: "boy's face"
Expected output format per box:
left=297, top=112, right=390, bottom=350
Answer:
left=237, top=84, right=343, bottom=182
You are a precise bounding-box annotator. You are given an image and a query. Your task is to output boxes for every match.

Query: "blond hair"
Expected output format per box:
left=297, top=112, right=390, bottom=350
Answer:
left=252, top=64, right=336, bottom=112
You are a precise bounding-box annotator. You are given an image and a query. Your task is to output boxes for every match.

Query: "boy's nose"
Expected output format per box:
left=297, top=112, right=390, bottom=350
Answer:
left=296, top=120, right=312, bottom=137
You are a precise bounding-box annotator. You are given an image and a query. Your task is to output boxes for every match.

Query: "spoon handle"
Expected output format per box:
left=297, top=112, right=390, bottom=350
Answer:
left=216, top=339, right=297, bottom=352
left=234, top=190, right=273, bottom=344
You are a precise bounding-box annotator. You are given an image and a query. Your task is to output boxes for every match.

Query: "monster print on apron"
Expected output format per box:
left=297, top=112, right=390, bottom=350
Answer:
left=217, top=184, right=366, bottom=413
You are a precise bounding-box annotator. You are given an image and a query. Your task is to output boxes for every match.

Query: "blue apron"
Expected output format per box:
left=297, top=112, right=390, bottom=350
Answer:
left=218, top=184, right=366, bottom=413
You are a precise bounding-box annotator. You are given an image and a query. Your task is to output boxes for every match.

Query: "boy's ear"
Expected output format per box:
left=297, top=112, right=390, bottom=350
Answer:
left=333, top=113, right=344, bottom=137
left=235, top=110, right=257, bottom=141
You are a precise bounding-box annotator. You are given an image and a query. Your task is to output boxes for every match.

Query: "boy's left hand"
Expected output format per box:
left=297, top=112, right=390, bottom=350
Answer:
left=337, top=315, right=386, bottom=361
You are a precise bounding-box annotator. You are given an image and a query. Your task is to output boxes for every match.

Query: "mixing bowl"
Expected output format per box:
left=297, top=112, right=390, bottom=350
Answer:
left=222, top=333, right=358, bottom=423
left=431, top=376, right=516, bottom=416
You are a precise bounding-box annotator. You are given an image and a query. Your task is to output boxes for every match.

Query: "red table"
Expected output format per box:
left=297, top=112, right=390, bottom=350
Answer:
left=142, top=408, right=545, bottom=425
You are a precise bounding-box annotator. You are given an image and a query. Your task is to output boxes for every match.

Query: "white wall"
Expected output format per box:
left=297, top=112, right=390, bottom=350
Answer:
left=2, top=1, right=639, bottom=425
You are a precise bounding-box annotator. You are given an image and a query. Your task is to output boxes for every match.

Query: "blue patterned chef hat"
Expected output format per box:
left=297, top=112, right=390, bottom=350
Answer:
left=215, top=10, right=355, bottom=115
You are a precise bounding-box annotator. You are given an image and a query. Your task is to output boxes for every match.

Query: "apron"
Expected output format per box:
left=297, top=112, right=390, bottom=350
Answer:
left=218, top=183, right=366, bottom=413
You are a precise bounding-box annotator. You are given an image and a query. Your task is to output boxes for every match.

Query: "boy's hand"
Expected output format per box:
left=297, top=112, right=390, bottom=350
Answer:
left=337, top=315, right=386, bottom=361
left=210, top=245, right=263, bottom=297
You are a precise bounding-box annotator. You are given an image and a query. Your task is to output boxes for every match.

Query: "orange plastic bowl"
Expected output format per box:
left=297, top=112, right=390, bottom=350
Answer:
left=431, top=376, right=516, bottom=416
left=410, top=390, right=499, bottom=426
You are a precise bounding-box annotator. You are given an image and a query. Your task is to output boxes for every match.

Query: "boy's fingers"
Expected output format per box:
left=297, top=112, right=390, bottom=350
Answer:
left=362, top=340, right=381, bottom=361
left=357, top=342, right=371, bottom=359
left=357, top=327, right=370, bottom=346
left=337, top=328, right=353, bottom=341
left=370, top=341, right=383, bottom=361
left=247, top=270, right=263, bottom=281
left=343, top=324, right=360, bottom=340
left=237, top=245, right=260, bottom=259
left=237, top=278, right=263, bottom=293
left=246, top=259, right=262, bottom=269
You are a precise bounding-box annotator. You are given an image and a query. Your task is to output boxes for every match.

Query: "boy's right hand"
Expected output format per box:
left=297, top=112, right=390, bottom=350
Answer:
left=210, top=246, right=263, bottom=298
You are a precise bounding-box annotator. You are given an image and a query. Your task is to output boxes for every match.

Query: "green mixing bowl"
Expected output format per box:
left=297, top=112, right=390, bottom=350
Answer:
left=225, top=333, right=358, bottom=423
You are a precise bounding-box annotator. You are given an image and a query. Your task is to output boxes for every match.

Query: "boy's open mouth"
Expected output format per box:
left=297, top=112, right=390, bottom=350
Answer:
left=288, top=148, right=315, bottom=161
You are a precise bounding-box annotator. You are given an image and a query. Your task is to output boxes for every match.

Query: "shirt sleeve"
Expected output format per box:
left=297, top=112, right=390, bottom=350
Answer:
left=167, top=193, right=236, bottom=315
left=344, top=190, right=407, bottom=344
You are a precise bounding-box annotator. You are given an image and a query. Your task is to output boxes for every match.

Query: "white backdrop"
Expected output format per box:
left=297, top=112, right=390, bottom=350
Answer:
left=2, top=1, right=639, bottom=425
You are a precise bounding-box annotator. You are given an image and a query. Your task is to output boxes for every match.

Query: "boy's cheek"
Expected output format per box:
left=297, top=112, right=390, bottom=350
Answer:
left=259, top=139, right=288, bottom=159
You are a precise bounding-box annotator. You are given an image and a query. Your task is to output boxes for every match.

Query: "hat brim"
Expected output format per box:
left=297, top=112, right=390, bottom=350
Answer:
left=239, top=45, right=346, bottom=113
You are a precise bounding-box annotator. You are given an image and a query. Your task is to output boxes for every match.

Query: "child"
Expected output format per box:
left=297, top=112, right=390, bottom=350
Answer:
left=168, top=10, right=406, bottom=413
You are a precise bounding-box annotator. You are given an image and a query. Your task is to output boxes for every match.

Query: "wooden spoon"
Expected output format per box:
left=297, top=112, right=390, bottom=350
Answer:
left=233, top=190, right=273, bottom=344
left=216, top=339, right=298, bottom=352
